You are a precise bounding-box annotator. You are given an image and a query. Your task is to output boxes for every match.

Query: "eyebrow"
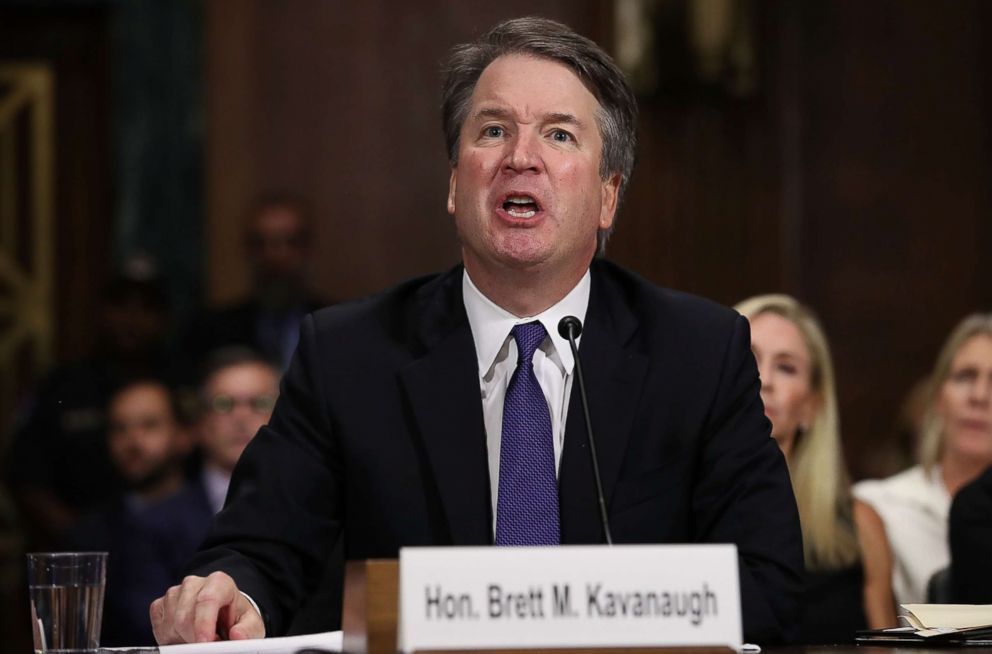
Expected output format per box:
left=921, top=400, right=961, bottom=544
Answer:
left=471, top=107, right=586, bottom=129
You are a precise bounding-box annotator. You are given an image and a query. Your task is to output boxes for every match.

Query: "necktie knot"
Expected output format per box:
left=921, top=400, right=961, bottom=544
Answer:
left=511, top=322, right=547, bottom=367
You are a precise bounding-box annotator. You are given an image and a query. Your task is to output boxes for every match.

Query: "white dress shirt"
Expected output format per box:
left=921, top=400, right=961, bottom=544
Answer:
left=238, top=269, right=593, bottom=630
left=462, top=269, right=590, bottom=527
left=852, top=464, right=951, bottom=604
left=201, top=463, right=232, bottom=515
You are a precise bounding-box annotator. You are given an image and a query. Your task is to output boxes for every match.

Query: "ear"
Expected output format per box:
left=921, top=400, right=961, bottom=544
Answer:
left=599, top=172, right=621, bottom=230
left=447, top=167, right=458, bottom=216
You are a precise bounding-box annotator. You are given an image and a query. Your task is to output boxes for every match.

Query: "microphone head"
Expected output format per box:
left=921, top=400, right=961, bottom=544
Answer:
left=557, top=315, right=583, bottom=340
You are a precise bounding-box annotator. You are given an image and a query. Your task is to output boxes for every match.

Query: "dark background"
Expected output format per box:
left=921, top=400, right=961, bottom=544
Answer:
left=1, top=0, right=989, bottom=497
left=1, top=0, right=990, bottom=649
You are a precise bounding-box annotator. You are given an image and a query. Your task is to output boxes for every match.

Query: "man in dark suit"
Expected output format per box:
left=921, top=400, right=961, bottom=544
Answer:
left=66, top=378, right=212, bottom=646
left=183, top=194, right=325, bottom=371
left=152, top=16, right=803, bottom=646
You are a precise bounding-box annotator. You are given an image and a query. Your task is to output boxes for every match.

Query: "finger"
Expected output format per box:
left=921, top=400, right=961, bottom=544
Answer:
left=151, top=586, right=185, bottom=645
left=149, top=597, right=167, bottom=644
left=224, top=595, right=265, bottom=640
left=172, top=576, right=210, bottom=643
left=191, top=572, right=240, bottom=642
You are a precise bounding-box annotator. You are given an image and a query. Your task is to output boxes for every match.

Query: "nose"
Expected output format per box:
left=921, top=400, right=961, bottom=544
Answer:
left=970, top=374, right=992, bottom=406
left=755, top=358, right=772, bottom=392
left=503, top=131, right=543, bottom=174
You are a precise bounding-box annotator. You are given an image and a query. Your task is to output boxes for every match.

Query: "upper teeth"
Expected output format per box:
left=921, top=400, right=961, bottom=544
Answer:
left=507, top=196, right=533, bottom=204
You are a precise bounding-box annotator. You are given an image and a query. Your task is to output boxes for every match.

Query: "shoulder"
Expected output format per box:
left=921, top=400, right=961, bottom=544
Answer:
left=591, top=259, right=743, bottom=344
left=854, top=465, right=929, bottom=497
left=142, top=483, right=214, bottom=540
left=853, top=499, right=889, bottom=544
left=169, top=481, right=214, bottom=514
left=853, top=464, right=949, bottom=516
left=309, top=269, right=453, bottom=333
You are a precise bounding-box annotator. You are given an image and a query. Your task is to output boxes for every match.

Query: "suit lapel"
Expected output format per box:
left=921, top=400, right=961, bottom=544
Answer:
left=560, top=265, right=649, bottom=543
left=398, top=268, right=492, bottom=546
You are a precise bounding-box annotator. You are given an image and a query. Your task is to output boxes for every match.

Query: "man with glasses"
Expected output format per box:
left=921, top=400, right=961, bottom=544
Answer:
left=195, top=347, right=280, bottom=513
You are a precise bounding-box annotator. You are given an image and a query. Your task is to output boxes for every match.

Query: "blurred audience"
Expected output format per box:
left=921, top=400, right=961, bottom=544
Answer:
left=736, top=294, right=896, bottom=642
left=184, top=194, right=326, bottom=371
left=65, top=378, right=210, bottom=646
left=62, top=348, right=280, bottom=645
left=191, top=346, right=346, bottom=635
left=194, top=347, right=280, bottom=513
left=854, top=313, right=992, bottom=604
left=949, top=464, right=992, bottom=603
left=891, top=377, right=931, bottom=473
left=4, top=262, right=175, bottom=548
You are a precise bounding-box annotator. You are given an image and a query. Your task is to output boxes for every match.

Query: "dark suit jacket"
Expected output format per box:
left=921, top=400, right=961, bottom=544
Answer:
left=949, top=465, right=992, bottom=603
left=183, top=296, right=325, bottom=369
left=67, top=481, right=213, bottom=646
left=190, top=260, right=803, bottom=643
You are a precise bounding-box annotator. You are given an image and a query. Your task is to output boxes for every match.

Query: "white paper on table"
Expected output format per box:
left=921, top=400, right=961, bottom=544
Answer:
left=901, top=604, right=992, bottom=630
left=154, top=631, right=342, bottom=654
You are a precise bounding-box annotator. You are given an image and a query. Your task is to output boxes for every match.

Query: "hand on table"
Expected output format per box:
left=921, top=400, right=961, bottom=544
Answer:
left=150, top=571, right=264, bottom=644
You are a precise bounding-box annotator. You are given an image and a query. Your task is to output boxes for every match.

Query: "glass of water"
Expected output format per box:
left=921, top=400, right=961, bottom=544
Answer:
left=26, top=552, right=107, bottom=653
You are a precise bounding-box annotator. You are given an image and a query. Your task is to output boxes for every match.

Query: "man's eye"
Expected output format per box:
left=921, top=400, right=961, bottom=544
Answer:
left=551, top=129, right=573, bottom=143
left=484, top=126, right=504, bottom=138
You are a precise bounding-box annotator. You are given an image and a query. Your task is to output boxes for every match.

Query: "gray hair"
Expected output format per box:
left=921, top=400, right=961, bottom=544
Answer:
left=441, top=17, right=638, bottom=254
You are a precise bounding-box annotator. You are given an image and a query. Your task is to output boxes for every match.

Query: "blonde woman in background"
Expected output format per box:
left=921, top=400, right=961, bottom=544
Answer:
left=736, top=295, right=895, bottom=643
left=854, top=313, right=992, bottom=605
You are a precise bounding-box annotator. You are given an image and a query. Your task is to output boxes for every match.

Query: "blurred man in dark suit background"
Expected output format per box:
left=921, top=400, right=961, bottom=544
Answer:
left=193, top=348, right=280, bottom=514
left=6, top=264, right=175, bottom=550
left=66, top=378, right=211, bottom=647
left=151, top=16, right=802, bottom=646
left=184, top=195, right=325, bottom=372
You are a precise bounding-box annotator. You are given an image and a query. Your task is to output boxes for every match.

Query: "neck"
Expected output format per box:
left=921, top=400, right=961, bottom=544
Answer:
left=464, top=256, right=590, bottom=317
left=134, top=470, right=183, bottom=504
left=941, top=452, right=991, bottom=496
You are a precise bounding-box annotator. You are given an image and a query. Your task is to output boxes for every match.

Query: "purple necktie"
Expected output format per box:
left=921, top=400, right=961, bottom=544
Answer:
left=495, top=322, right=561, bottom=546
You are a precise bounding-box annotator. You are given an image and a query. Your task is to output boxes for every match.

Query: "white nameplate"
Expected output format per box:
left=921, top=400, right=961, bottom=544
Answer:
left=398, top=544, right=741, bottom=652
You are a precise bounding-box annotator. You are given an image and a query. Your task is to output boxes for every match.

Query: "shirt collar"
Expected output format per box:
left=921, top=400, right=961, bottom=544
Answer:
left=201, top=463, right=232, bottom=514
left=463, top=268, right=590, bottom=378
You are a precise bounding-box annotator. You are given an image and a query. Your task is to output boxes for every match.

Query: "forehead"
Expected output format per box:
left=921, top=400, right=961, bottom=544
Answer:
left=750, top=312, right=809, bottom=357
left=951, top=334, right=992, bottom=367
left=206, top=363, right=278, bottom=392
left=252, top=205, right=304, bottom=235
left=111, top=384, right=171, bottom=417
left=467, top=54, right=602, bottom=125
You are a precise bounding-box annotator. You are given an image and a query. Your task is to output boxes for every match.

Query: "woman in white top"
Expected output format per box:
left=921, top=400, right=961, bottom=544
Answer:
left=736, top=294, right=896, bottom=641
left=854, top=313, right=992, bottom=605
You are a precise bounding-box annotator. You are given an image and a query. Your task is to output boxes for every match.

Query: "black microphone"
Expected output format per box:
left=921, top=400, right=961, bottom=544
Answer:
left=557, top=316, right=613, bottom=546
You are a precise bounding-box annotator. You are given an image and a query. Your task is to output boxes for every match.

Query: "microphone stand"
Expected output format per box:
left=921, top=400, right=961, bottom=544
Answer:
left=558, top=316, right=613, bottom=546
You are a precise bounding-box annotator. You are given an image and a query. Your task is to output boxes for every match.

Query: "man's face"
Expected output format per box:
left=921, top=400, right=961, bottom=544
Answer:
left=107, top=383, right=187, bottom=489
left=447, top=54, right=620, bottom=283
left=248, top=205, right=309, bottom=283
left=198, top=363, right=279, bottom=473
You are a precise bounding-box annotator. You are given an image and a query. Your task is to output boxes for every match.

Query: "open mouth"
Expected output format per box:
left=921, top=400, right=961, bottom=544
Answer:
left=502, top=194, right=541, bottom=219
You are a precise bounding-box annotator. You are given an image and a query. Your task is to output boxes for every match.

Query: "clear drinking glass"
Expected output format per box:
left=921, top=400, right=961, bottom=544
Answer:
left=26, top=552, right=107, bottom=653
